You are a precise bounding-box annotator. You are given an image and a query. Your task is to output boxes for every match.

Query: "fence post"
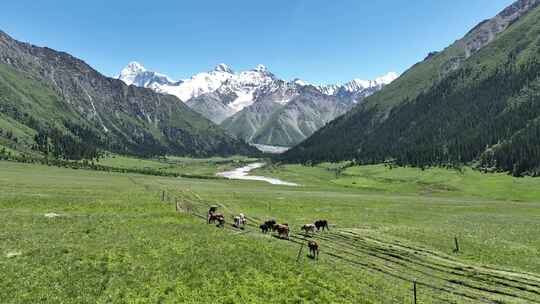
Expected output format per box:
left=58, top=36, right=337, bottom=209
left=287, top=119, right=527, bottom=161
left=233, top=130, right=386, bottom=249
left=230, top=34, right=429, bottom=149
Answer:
left=176, top=199, right=180, bottom=212
left=296, top=244, right=304, bottom=263
left=161, top=191, right=165, bottom=202
left=413, top=279, right=417, bottom=304
left=454, top=236, right=460, bottom=253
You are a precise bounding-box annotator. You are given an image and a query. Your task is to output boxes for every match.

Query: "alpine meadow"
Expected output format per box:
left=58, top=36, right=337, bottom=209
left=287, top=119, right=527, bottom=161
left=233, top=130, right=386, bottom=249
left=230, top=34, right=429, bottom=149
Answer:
left=2, top=1, right=540, bottom=303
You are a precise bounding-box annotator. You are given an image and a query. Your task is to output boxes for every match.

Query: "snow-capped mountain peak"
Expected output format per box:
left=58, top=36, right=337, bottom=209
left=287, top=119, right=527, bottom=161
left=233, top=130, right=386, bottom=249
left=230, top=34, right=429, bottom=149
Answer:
left=118, top=61, right=147, bottom=85
left=375, top=72, right=399, bottom=85
left=343, top=72, right=398, bottom=92
left=254, top=64, right=267, bottom=72
left=125, top=61, right=146, bottom=73
left=214, top=63, right=233, bottom=73
left=118, top=62, right=276, bottom=112
left=316, top=72, right=399, bottom=95
left=118, top=62, right=398, bottom=125
left=317, top=84, right=341, bottom=96
left=164, top=70, right=233, bottom=101
left=293, top=78, right=310, bottom=86
left=345, top=79, right=372, bottom=91
left=118, top=61, right=174, bottom=87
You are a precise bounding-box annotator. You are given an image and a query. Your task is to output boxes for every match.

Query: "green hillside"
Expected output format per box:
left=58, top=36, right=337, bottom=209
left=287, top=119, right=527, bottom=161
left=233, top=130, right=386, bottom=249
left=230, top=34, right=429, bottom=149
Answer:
left=0, top=31, right=256, bottom=160
left=283, top=1, right=540, bottom=176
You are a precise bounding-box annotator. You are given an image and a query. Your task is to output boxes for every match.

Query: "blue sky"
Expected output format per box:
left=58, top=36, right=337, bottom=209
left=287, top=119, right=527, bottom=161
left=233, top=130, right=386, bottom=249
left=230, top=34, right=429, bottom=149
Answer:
left=0, top=0, right=513, bottom=85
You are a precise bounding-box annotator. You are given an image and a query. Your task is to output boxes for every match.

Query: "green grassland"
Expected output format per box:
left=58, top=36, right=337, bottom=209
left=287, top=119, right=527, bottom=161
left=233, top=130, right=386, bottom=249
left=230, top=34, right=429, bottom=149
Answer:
left=256, top=163, right=540, bottom=201
left=96, top=155, right=257, bottom=177
left=2, top=160, right=540, bottom=303
left=254, top=164, right=540, bottom=270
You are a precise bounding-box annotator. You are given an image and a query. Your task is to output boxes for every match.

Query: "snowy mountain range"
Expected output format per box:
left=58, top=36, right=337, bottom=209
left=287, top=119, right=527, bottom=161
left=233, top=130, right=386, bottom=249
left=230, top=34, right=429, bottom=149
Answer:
left=118, top=62, right=275, bottom=112
left=118, top=62, right=398, bottom=147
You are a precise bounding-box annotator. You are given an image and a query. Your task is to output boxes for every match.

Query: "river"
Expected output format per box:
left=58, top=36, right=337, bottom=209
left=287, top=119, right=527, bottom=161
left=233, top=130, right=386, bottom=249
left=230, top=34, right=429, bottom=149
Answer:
left=217, top=163, right=298, bottom=186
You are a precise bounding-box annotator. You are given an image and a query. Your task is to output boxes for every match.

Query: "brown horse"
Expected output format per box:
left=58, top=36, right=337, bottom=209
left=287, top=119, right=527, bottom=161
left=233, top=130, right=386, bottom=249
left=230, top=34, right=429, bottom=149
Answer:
left=208, top=213, right=224, bottom=224
left=308, top=241, right=319, bottom=259
left=207, top=206, right=219, bottom=224
left=273, top=224, right=289, bottom=239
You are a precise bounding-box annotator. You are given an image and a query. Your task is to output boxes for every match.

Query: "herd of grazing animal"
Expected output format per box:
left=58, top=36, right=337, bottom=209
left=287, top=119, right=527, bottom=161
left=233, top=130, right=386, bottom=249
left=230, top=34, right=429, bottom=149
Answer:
left=301, top=220, right=328, bottom=234
left=258, top=220, right=290, bottom=239
left=208, top=207, right=327, bottom=260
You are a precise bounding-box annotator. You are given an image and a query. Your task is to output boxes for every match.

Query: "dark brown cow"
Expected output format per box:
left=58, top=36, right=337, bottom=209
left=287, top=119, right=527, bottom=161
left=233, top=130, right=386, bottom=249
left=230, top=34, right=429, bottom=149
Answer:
left=308, top=241, right=319, bottom=259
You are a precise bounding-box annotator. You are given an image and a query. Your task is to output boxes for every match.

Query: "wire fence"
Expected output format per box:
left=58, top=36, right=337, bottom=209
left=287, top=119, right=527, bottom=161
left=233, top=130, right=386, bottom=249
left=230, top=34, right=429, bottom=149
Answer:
left=131, top=178, right=540, bottom=304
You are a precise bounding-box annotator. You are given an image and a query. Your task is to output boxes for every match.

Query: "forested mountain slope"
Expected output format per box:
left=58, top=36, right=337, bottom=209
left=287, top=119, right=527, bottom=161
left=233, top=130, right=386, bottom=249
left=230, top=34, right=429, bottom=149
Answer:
left=283, top=0, right=540, bottom=176
left=0, top=31, right=256, bottom=159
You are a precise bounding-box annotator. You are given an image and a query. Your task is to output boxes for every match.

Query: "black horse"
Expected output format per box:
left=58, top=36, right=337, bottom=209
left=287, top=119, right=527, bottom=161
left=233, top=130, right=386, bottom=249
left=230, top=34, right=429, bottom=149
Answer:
left=264, top=220, right=277, bottom=231
left=259, top=223, right=270, bottom=234
left=314, top=220, right=329, bottom=232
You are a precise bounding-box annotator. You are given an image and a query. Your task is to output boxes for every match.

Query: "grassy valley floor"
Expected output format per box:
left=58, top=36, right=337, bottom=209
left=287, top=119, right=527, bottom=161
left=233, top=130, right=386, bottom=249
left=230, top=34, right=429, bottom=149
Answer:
left=1, top=159, right=540, bottom=303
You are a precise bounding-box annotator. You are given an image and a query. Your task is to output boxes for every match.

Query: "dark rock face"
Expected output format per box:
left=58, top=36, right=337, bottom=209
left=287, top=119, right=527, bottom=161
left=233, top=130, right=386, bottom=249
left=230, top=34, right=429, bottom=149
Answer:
left=433, top=0, right=540, bottom=78
left=0, top=31, right=256, bottom=157
left=461, top=0, right=540, bottom=57
left=424, top=51, right=439, bottom=61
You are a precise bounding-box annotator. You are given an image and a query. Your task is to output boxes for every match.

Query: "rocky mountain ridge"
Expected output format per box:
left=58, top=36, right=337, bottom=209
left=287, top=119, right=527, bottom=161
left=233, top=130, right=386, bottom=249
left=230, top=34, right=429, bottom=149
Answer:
left=119, top=63, right=397, bottom=146
left=0, top=30, right=256, bottom=158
